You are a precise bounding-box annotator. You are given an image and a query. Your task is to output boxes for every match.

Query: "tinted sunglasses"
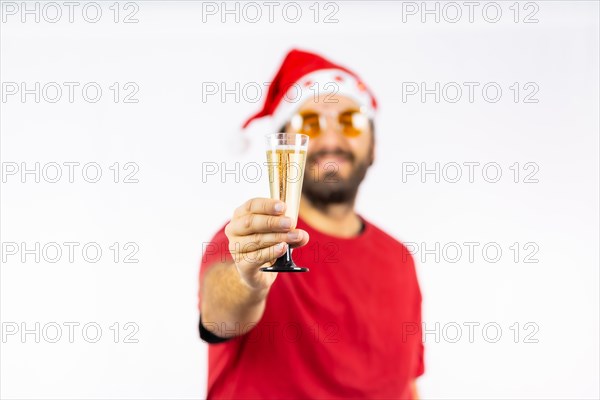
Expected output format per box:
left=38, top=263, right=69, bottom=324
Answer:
left=289, top=108, right=370, bottom=138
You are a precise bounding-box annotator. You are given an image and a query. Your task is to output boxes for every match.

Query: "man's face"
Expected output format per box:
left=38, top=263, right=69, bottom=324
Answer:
left=284, top=94, right=375, bottom=208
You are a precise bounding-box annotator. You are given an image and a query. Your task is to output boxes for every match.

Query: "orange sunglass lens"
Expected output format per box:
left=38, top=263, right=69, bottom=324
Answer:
left=339, top=111, right=365, bottom=137
left=299, top=113, right=321, bottom=138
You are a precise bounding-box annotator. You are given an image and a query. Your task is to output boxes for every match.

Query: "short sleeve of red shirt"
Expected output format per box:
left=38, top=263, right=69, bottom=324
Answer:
left=417, top=341, right=425, bottom=377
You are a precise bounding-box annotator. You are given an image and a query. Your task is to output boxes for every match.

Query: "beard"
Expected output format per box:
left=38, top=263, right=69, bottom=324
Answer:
left=302, top=147, right=371, bottom=210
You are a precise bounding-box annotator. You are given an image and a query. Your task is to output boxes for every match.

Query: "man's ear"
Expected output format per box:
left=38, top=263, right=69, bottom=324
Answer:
left=369, top=145, right=375, bottom=166
left=368, top=131, right=375, bottom=166
left=368, top=120, right=376, bottom=166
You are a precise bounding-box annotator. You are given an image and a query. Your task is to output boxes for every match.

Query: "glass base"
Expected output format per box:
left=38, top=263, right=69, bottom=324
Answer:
left=260, top=250, right=308, bottom=273
left=260, top=265, right=309, bottom=272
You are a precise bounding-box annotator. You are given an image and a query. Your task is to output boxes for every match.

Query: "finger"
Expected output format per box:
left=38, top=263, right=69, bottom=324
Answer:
left=289, top=229, right=310, bottom=249
left=228, top=214, right=292, bottom=236
left=234, top=229, right=308, bottom=252
left=235, top=241, right=288, bottom=271
left=233, top=198, right=286, bottom=218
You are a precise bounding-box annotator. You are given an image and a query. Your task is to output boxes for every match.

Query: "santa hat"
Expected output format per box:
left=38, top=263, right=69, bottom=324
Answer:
left=242, top=49, right=378, bottom=131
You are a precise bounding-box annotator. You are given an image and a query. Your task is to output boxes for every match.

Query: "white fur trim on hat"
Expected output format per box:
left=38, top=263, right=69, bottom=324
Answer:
left=270, top=69, right=375, bottom=131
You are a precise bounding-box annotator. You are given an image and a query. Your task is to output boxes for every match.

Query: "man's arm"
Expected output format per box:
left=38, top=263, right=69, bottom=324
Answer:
left=199, top=198, right=309, bottom=340
left=410, top=380, right=419, bottom=400
left=200, top=260, right=270, bottom=338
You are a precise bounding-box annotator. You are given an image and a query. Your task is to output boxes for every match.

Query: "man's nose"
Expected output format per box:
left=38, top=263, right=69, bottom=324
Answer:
left=317, top=114, right=346, bottom=146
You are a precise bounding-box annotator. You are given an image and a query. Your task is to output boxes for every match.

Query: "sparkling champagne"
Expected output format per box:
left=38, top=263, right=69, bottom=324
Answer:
left=261, top=133, right=309, bottom=273
left=266, top=148, right=307, bottom=229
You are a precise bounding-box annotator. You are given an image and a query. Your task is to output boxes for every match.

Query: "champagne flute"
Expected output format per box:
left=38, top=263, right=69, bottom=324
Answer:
left=260, top=133, right=309, bottom=272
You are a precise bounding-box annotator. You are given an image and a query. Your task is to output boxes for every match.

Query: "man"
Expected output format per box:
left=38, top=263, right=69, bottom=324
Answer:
left=198, top=49, right=424, bottom=399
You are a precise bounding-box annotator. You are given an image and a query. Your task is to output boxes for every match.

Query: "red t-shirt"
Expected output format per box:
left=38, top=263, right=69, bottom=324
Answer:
left=198, top=215, right=424, bottom=399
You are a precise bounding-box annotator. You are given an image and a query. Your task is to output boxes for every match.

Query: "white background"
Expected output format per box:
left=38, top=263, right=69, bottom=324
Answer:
left=1, top=1, right=598, bottom=399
